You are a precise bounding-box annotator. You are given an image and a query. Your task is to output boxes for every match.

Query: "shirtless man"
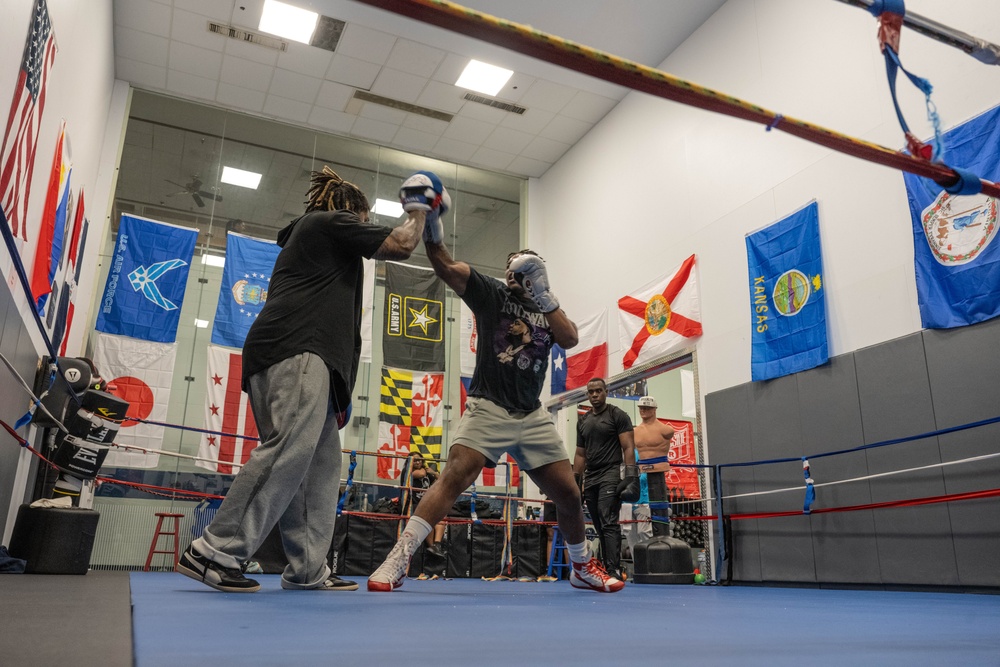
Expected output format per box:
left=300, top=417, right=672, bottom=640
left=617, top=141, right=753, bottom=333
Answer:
left=633, top=396, right=674, bottom=537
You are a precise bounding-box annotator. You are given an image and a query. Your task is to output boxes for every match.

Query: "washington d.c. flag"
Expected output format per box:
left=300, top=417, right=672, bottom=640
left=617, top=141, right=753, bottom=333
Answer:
left=618, top=255, right=702, bottom=369
left=551, top=308, right=608, bottom=394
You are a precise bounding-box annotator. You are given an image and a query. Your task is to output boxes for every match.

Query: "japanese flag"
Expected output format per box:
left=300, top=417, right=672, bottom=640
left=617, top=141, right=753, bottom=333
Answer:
left=93, top=331, right=176, bottom=469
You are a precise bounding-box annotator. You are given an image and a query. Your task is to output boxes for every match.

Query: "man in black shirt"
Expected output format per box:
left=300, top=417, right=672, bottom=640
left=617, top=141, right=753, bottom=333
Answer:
left=574, top=378, right=640, bottom=580
left=179, top=167, right=425, bottom=593
left=368, top=239, right=625, bottom=593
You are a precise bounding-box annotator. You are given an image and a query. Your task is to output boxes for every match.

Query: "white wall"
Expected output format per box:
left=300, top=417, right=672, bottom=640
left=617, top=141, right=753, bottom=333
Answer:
left=530, top=0, right=1000, bottom=400
left=0, top=0, right=121, bottom=357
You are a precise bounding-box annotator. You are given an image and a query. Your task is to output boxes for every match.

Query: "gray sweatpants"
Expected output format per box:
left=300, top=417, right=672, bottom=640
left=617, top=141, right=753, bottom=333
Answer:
left=193, top=352, right=342, bottom=588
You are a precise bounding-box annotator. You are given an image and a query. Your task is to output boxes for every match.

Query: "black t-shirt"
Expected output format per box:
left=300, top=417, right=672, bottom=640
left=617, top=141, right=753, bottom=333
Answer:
left=462, top=268, right=553, bottom=412
left=241, top=210, right=391, bottom=409
left=577, top=404, right=633, bottom=473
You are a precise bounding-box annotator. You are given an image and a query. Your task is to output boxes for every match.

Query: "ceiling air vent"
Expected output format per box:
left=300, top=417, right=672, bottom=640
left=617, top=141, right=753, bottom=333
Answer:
left=352, top=91, right=454, bottom=122
left=462, top=93, right=526, bottom=115
left=207, top=22, right=288, bottom=52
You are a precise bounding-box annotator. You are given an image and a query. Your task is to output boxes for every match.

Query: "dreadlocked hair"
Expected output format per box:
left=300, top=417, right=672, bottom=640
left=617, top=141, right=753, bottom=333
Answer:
left=305, top=166, right=370, bottom=215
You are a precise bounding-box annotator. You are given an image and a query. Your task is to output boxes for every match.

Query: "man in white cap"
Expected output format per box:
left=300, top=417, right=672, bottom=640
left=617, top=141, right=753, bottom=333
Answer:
left=633, top=396, right=675, bottom=537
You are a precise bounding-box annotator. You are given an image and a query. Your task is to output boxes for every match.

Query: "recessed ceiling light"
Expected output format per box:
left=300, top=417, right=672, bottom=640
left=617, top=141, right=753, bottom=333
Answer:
left=221, top=166, right=262, bottom=190
left=201, top=254, right=226, bottom=268
left=373, top=198, right=405, bottom=218
left=455, top=60, right=514, bottom=96
left=259, top=0, right=318, bottom=44
left=194, top=319, right=210, bottom=329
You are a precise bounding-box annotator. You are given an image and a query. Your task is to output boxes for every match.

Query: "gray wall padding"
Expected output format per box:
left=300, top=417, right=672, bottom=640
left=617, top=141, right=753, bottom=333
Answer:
left=705, top=320, right=1000, bottom=587
left=0, top=282, right=42, bottom=540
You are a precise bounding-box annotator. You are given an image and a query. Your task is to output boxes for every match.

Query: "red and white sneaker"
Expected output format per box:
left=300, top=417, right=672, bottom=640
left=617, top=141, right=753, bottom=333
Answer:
left=570, top=558, right=625, bottom=593
left=367, top=534, right=419, bottom=592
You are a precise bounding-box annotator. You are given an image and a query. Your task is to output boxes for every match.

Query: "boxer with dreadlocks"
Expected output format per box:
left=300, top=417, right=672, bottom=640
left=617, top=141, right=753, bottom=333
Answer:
left=180, top=166, right=425, bottom=593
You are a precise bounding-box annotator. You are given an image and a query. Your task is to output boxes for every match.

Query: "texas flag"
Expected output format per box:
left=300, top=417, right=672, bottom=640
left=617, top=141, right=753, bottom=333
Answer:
left=618, top=254, right=702, bottom=369
left=551, top=309, right=608, bottom=394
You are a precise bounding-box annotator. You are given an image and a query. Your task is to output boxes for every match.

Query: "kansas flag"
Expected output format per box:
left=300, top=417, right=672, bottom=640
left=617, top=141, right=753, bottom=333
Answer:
left=746, top=201, right=828, bottom=381
left=903, top=105, right=1000, bottom=329
left=95, top=214, right=198, bottom=343
left=211, top=232, right=280, bottom=348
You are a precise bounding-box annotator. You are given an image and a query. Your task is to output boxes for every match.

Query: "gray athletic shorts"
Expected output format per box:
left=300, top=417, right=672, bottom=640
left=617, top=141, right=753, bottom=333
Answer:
left=451, top=397, right=568, bottom=472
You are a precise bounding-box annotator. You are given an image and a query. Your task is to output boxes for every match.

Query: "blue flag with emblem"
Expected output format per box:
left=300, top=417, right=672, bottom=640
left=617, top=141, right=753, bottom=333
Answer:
left=902, top=105, right=1000, bottom=329
left=95, top=214, right=197, bottom=343
left=211, top=232, right=280, bottom=348
left=746, top=201, right=827, bottom=381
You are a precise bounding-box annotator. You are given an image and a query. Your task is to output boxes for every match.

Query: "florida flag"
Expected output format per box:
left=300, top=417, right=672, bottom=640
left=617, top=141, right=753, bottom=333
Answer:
left=93, top=331, right=176, bottom=469
left=197, top=345, right=260, bottom=474
left=618, top=255, right=702, bottom=369
left=551, top=308, right=607, bottom=394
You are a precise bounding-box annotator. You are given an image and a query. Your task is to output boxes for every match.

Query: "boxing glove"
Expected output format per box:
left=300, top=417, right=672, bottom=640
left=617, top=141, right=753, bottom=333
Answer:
left=399, top=171, right=446, bottom=212
left=422, top=186, right=451, bottom=245
left=508, top=252, right=560, bottom=313
left=617, top=465, right=641, bottom=503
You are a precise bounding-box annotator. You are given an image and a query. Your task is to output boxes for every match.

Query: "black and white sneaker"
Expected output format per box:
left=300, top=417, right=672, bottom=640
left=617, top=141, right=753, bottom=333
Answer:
left=317, top=575, right=359, bottom=591
left=177, top=545, right=261, bottom=593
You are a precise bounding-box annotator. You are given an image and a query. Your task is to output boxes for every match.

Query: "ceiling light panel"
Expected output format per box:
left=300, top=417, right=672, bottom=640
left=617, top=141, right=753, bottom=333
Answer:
left=221, top=166, right=262, bottom=189
left=455, top=60, right=514, bottom=97
left=259, top=0, right=318, bottom=45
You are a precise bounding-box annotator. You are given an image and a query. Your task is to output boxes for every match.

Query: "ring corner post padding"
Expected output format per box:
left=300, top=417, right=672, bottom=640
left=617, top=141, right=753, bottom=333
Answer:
left=8, top=504, right=101, bottom=574
left=632, top=536, right=695, bottom=584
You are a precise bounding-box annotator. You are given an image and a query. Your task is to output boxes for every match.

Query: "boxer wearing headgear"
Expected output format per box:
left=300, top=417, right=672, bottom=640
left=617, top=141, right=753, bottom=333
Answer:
left=369, top=224, right=625, bottom=593
left=179, top=167, right=425, bottom=593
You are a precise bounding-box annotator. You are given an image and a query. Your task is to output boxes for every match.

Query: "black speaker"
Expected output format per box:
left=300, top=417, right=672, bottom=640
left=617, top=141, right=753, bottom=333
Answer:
left=8, top=505, right=100, bottom=574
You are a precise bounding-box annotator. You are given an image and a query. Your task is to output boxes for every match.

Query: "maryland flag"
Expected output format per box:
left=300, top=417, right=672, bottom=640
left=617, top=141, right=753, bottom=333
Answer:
left=376, top=366, right=444, bottom=480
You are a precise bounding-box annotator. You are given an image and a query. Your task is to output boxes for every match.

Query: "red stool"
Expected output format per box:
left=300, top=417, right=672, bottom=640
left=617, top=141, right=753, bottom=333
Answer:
left=144, top=512, right=185, bottom=572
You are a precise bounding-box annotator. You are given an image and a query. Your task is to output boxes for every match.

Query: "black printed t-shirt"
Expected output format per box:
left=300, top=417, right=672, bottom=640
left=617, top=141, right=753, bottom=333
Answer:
left=241, top=210, right=391, bottom=410
left=577, top=404, right=634, bottom=473
left=462, top=268, right=553, bottom=412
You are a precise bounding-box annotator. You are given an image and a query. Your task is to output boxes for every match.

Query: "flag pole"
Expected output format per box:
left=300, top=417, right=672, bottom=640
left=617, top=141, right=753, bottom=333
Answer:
left=350, top=0, right=1000, bottom=199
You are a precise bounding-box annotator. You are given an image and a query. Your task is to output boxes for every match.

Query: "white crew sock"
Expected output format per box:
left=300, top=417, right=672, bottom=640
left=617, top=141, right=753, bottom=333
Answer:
left=566, top=541, right=589, bottom=564
left=402, top=515, right=433, bottom=545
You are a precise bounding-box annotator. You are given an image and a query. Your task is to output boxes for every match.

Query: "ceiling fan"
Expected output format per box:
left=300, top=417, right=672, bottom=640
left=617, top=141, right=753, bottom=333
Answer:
left=164, top=176, right=223, bottom=208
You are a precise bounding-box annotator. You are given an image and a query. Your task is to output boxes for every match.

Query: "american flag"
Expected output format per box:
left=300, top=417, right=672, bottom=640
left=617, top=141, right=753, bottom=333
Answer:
left=0, top=0, right=57, bottom=241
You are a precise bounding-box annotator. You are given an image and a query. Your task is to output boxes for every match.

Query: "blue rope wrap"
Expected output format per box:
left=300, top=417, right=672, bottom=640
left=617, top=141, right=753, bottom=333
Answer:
left=802, top=458, right=816, bottom=514
left=470, top=483, right=481, bottom=524
left=766, top=114, right=784, bottom=132
left=867, top=0, right=904, bottom=17
left=336, top=450, right=358, bottom=515
left=944, top=167, right=984, bottom=196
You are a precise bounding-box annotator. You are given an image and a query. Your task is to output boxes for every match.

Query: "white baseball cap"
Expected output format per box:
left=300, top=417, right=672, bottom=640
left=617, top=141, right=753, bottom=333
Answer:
left=637, top=396, right=657, bottom=408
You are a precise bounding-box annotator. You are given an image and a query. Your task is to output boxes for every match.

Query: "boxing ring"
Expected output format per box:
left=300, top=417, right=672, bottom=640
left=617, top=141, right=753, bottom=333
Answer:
left=2, top=1, right=1000, bottom=664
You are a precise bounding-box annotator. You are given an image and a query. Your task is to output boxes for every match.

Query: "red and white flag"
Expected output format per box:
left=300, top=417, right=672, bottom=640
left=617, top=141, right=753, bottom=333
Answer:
left=360, top=257, right=375, bottom=363
left=197, top=345, right=260, bottom=474
left=375, top=367, right=444, bottom=480
left=0, top=0, right=57, bottom=241
left=551, top=308, right=607, bottom=393
left=93, top=331, right=176, bottom=469
left=477, top=453, right=520, bottom=489
left=618, top=254, right=702, bottom=369
left=459, top=300, right=477, bottom=376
